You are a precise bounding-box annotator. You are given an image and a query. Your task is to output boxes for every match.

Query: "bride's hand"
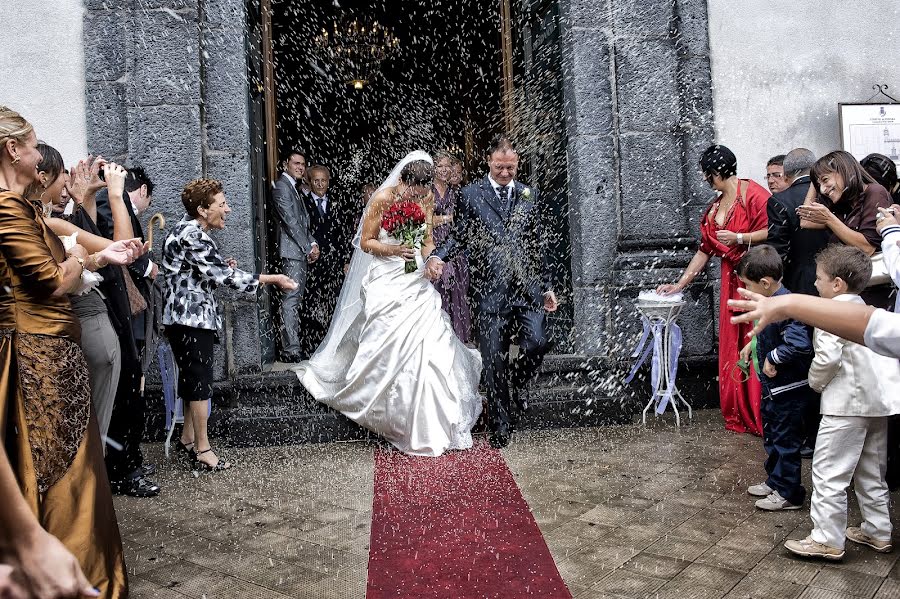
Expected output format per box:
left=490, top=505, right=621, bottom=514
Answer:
left=395, top=245, right=416, bottom=260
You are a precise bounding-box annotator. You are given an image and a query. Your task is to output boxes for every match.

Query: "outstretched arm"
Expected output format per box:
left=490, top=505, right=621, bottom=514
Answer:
left=657, top=250, right=711, bottom=295
left=431, top=188, right=470, bottom=264
left=729, top=288, right=873, bottom=345
left=424, top=188, right=470, bottom=281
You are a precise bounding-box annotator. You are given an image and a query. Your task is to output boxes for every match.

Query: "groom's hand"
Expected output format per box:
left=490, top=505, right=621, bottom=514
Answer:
left=543, top=291, right=559, bottom=313
left=424, top=256, right=444, bottom=281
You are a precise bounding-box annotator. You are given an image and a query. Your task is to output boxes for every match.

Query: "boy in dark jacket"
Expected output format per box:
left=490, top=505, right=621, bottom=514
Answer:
left=737, top=245, right=814, bottom=511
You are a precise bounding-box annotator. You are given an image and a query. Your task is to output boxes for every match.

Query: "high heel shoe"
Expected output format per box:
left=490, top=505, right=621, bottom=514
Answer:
left=176, top=440, right=196, bottom=465
left=195, top=448, right=231, bottom=472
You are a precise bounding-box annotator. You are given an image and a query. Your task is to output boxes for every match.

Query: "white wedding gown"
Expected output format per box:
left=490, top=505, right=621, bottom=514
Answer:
left=295, top=229, right=483, bottom=457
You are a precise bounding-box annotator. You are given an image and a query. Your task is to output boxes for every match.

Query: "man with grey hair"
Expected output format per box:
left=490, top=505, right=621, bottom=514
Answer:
left=767, top=148, right=827, bottom=296
left=767, top=147, right=829, bottom=458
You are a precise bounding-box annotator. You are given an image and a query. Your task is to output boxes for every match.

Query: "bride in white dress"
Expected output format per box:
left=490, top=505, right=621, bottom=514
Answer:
left=294, top=151, right=482, bottom=457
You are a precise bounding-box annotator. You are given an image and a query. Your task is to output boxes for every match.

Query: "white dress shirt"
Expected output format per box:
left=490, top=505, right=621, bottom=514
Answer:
left=487, top=174, right=514, bottom=200
left=865, top=308, right=900, bottom=360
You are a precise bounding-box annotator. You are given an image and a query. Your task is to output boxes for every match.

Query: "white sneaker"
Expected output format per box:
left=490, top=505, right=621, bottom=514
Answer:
left=846, top=526, right=893, bottom=553
left=785, top=536, right=844, bottom=561
left=755, top=490, right=801, bottom=511
left=747, top=482, right=773, bottom=497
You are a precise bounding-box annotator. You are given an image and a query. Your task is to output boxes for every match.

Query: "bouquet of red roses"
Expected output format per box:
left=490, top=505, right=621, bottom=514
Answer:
left=382, top=200, right=428, bottom=273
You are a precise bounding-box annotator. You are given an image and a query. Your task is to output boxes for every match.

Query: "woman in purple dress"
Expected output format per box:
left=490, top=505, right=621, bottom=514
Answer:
left=431, top=151, right=472, bottom=343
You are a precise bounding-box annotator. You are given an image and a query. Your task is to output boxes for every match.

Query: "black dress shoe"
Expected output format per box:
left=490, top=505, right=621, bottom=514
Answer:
left=140, top=463, right=157, bottom=477
left=489, top=429, right=511, bottom=449
left=511, top=385, right=529, bottom=413
left=800, top=446, right=814, bottom=459
left=113, top=475, right=161, bottom=498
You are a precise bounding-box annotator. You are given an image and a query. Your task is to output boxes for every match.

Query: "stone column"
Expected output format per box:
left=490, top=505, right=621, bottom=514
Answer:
left=84, top=0, right=262, bottom=377
left=559, top=0, right=718, bottom=359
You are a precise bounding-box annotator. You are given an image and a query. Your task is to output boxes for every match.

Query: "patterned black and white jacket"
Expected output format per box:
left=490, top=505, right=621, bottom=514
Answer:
left=161, top=216, right=259, bottom=331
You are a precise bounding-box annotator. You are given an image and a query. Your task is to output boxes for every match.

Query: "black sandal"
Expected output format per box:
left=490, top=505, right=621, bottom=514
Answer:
left=195, top=448, right=231, bottom=471
left=176, top=440, right=196, bottom=465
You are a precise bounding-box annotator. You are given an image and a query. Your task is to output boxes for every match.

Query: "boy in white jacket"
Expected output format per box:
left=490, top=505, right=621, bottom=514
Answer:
left=784, top=245, right=900, bottom=560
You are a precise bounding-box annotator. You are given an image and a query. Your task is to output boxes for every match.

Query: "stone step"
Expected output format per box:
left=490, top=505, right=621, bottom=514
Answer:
left=144, top=354, right=719, bottom=447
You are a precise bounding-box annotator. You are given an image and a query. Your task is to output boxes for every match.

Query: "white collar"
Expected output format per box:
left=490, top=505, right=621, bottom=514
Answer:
left=833, top=293, right=865, bottom=304
left=312, top=193, right=327, bottom=202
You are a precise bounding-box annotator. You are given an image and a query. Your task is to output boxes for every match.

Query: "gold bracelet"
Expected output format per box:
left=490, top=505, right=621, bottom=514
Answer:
left=89, top=253, right=106, bottom=270
left=73, top=255, right=85, bottom=275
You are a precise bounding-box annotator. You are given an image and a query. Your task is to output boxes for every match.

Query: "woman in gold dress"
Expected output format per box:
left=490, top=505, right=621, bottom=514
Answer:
left=0, top=106, right=143, bottom=598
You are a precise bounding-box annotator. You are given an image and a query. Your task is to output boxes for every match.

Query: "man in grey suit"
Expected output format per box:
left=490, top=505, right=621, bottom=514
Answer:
left=274, top=150, right=319, bottom=362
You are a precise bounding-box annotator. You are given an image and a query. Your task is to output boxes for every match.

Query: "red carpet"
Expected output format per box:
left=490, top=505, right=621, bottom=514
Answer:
left=366, top=441, right=571, bottom=598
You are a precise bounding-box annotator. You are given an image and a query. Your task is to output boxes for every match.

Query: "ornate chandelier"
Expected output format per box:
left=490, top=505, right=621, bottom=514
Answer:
left=314, top=16, right=400, bottom=90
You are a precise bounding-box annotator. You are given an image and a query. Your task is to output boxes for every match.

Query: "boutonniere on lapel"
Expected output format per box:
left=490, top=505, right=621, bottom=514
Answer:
left=521, top=187, right=532, bottom=200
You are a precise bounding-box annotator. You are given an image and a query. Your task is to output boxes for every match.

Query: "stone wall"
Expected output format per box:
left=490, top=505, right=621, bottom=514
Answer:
left=83, top=0, right=262, bottom=377
left=558, top=0, right=719, bottom=363
left=82, top=0, right=719, bottom=389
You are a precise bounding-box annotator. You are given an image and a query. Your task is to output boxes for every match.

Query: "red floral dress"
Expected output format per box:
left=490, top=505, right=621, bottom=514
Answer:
left=699, top=179, right=770, bottom=435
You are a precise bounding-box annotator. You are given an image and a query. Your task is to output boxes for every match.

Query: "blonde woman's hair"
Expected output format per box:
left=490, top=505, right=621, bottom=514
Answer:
left=0, top=106, right=34, bottom=158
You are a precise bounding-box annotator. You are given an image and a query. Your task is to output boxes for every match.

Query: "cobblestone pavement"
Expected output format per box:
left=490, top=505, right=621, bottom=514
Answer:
left=117, top=410, right=900, bottom=598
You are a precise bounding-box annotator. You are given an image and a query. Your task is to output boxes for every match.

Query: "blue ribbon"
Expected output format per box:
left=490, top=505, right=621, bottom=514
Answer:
left=624, top=316, right=653, bottom=384
left=656, top=323, right=683, bottom=414
left=625, top=316, right=683, bottom=415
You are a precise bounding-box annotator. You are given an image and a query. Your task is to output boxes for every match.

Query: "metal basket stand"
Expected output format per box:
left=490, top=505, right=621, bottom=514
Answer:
left=634, top=300, right=692, bottom=427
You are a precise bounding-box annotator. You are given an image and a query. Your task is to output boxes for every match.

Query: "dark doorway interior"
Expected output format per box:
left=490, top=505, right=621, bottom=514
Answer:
left=255, top=0, right=574, bottom=361
left=271, top=0, right=504, bottom=184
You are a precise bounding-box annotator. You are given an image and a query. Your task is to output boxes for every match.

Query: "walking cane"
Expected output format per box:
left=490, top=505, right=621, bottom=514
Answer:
left=146, top=213, right=166, bottom=249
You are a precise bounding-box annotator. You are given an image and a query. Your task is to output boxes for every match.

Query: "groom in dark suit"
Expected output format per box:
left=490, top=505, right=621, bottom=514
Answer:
left=426, top=134, right=558, bottom=448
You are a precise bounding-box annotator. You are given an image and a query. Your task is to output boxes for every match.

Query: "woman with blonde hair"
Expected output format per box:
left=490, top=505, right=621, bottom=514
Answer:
left=0, top=105, right=142, bottom=597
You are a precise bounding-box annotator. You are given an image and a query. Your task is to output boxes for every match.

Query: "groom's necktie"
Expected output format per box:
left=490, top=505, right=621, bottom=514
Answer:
left=497, top=185, right=512, bottom=214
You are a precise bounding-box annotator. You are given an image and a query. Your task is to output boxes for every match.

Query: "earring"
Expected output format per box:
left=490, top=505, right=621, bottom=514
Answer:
left=11, top=155, right=20, bottom=165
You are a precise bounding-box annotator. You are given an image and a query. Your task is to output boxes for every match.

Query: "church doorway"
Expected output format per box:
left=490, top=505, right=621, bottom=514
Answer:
left=247, top=0, right=573, bottom=365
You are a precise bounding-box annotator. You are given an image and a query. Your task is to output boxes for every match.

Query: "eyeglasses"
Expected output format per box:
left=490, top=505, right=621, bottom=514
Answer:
left=765, top=173, right=784, bottom=179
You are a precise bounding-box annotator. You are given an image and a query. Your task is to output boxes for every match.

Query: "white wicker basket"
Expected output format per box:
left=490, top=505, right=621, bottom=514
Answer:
left=634, top=299, right=684, bottom=321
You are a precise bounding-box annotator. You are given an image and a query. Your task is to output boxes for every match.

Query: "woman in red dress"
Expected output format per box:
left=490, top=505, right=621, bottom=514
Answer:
left=658, top=145, right=770, bottom=435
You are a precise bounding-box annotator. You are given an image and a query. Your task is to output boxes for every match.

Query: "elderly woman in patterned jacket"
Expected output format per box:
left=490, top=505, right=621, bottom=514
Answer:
left=162, top=179, right=295, bottom=471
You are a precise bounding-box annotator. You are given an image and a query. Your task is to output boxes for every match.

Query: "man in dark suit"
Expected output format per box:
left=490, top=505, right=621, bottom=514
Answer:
left=767, top=148, right=828, bottom=296
left=94, top=166, right=160, bottom=497
left=427, top=135, right=559, bottom=448
left=299, top=165, right=356, bottom=357
left=767, top=147, right=828, bottom=457
left=273, top=150, right=319, bottom=362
